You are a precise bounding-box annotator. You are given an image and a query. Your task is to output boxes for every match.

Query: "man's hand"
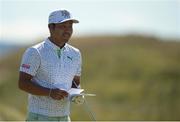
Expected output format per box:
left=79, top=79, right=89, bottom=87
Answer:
left=50, top=88, right=68, bottom=100
left=71, top=95, right=85, bottom=105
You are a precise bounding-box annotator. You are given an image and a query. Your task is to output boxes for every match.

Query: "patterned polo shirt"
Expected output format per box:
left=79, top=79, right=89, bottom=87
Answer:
left=19, top=38, right=82, bottom=117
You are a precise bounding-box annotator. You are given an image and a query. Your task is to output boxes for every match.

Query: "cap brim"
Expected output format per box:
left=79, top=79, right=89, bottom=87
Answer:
left=57, top=18, right=79, bottom=24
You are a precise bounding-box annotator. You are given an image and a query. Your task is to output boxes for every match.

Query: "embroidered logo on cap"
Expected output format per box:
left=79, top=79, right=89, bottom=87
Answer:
left=61, top=10, right=70, bottom=18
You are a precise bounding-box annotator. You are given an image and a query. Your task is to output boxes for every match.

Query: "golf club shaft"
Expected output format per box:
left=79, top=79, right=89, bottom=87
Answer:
left=73, top=81, right=96, bottom=121
left=84, top=97, right=96, bottom=121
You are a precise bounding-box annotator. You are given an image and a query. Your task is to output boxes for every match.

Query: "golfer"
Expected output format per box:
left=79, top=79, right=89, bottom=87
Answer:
left=18, top=9, right=82, bottom=121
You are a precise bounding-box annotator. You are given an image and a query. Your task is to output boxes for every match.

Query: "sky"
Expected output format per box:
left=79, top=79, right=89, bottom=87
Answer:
left=0, top=0, right=180, bottom=44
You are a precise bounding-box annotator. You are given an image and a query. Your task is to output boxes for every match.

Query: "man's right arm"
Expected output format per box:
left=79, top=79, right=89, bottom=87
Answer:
left=18, top=71, right=68, bottom=100
left=18, top=71, right=50, bottom=96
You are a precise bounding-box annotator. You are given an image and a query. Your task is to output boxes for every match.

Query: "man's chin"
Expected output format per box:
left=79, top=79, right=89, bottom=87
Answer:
left=62, top=38, right=69, bottom=43
left=62, top=37, right=71, bottom=42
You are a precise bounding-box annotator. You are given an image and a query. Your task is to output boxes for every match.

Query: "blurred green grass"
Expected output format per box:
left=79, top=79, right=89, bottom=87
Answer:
left=0, top=35, right=180, bottom=120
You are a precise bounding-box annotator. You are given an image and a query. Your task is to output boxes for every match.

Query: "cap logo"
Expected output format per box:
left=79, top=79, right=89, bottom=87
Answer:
left=61, top=10, right=70, bottom=18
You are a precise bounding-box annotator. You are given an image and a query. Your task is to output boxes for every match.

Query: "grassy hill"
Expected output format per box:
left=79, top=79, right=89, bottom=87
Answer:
left=0, top=35, right=180, bottom=120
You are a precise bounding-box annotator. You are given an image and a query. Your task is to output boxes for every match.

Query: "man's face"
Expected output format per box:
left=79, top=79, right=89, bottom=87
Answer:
left=52, top=21, right=73, bottom=43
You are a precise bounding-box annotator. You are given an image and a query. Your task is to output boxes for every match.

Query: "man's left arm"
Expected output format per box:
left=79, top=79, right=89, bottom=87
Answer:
left=71, top=76, right=80, bottom=88
left=72, top=50, right=82, bottom=88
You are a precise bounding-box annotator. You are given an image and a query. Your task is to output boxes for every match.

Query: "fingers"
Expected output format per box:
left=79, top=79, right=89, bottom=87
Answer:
left=52, top=94, right=64, bottom=100
left=50, top=89, right=69, bottom=100
left=58, top=90, right=68, bottom=97
left=71, top=95, right=85, bottom=105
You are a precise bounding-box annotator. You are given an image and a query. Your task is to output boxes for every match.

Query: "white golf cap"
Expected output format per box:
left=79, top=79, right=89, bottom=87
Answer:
left=48, top=9, right=79, bottom=24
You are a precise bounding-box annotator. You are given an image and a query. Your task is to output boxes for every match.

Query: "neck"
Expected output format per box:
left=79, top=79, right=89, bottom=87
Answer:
left=48, top=37, right=65, bottom=48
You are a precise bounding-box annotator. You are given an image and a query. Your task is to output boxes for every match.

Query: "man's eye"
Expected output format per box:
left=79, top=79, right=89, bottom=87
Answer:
left=59, top=25, right=64, bottom=28
left=57, top=25, right=64, bottom=28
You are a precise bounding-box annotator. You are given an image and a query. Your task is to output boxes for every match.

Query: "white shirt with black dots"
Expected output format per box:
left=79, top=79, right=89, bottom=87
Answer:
left=20, top=38, right=82, bottom=117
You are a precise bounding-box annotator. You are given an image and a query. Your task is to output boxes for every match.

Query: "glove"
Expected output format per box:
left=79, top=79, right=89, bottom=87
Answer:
left=71, top=95, right=85, bottom=105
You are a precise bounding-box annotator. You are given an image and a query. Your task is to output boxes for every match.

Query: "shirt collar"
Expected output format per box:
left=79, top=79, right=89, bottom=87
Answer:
left=45, top=38, right=67, bottom=51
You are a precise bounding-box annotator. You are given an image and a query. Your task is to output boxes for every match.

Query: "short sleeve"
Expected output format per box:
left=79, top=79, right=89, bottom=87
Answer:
left=19, top=47, right=41, bottom=76
left=75, top=51, right=82, bottom=76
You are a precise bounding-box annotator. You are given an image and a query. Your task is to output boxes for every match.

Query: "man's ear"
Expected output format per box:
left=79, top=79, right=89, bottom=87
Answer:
left=48, top=24, right=55, bottom=34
